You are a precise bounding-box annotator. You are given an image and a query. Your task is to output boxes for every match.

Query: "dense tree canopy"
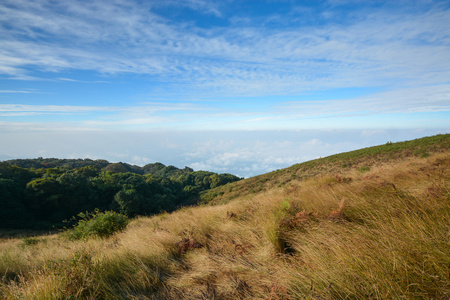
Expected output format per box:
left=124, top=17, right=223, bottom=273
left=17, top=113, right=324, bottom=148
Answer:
left=0, top=159, right=241, bottom=229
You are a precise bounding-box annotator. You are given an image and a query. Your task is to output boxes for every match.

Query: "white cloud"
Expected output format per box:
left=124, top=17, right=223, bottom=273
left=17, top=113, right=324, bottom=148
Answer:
left=1, top=0, right=449, bottom=96
left=1, top=80, right=449, bottom=132
left=157, top=0, right=223, bottom=17
left=0, top=90, right=39, bottom=93
left=277, top=84, right=450, bottom=118
left=0, top=104, right=103, bottom=113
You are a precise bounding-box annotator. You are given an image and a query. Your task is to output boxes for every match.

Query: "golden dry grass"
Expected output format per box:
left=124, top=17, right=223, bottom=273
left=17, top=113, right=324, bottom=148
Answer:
left=0, top=146, right=449, bottom=299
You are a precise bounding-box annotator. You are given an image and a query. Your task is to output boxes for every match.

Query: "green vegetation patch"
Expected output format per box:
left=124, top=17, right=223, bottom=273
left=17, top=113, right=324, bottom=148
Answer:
left=63, top=209, right=129, bottom=240
left=0, top=159, right=241, bottom=230
left=20, top=236, right=46, bottom=248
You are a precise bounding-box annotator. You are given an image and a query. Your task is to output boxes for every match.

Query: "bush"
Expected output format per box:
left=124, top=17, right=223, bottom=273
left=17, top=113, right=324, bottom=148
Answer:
left=64, top=209, right=129, bottom=240
left=20, top=236, right=46, bottom=248
left=358, top=166, right=371, bottom=173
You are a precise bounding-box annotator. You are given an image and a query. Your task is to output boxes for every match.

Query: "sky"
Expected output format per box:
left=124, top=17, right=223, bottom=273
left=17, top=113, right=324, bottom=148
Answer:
left=0, top=0, right=449, bottom=177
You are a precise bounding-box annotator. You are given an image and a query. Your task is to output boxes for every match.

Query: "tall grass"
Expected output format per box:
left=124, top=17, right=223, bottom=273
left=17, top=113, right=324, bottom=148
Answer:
left=285, top=159, right=449, bottom=298
left=0, top=144, right=448, bottom=299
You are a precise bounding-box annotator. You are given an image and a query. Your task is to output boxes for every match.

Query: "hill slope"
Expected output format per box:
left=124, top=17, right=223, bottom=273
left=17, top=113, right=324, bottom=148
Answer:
left=200, top=133, right=449, bottom=204
left=0, top=134, right=449, bottom=299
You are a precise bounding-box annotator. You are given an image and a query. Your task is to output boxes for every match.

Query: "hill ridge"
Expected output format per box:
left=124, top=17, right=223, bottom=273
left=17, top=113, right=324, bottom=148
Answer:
left=200, top=133, right=449, bottom=204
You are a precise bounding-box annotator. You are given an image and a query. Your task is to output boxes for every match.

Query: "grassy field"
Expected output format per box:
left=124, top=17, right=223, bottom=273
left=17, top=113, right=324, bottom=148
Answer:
left=0, top=134, right=449, bottom=299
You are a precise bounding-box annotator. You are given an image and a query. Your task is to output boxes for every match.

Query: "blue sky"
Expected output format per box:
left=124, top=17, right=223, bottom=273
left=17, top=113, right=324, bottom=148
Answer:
left=0, top=0, right=449, bottom=177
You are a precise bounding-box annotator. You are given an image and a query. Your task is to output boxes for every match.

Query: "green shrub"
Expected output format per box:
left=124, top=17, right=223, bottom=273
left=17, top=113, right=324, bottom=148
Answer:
left=20, top=236, right=45, bottom=248
left=64, top=209, right=129, bottom=240
left=358, top=166, right=371, bottom=173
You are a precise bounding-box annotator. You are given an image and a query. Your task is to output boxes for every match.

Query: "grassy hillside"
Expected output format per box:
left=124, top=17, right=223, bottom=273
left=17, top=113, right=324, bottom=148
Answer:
left=200, top=134, right=450, bottom=204
left=0, top=134, right=449, bottom=299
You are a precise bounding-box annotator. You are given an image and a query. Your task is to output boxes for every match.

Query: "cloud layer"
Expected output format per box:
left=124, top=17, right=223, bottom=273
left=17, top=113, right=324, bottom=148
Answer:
left=1, top=0, right=449, bottom=96
left=0, top=129, right=444, bottom=177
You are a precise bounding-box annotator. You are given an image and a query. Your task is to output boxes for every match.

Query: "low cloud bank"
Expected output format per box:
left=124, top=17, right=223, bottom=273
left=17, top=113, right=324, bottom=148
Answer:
left=0, top=129, right=446, bottom=178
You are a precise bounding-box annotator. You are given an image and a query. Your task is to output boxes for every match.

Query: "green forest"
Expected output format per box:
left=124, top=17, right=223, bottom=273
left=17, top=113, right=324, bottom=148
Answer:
left=0, top=158, right=241, bottom=229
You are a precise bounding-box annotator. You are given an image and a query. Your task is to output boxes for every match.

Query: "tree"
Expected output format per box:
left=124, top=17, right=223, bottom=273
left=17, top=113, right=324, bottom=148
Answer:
left=0, top=179, right=31, bottom=228
left=114, top=188, right=148, bottom=216
left=57, top=171, right=97, bottom=217
left=25, top=177, right=64, bottom=222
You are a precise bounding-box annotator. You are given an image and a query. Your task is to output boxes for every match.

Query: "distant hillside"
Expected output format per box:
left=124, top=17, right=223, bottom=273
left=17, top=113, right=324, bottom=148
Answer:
left=4, top=158, right=195, bottom=178
left=0, top=134, right=448, bottom=299
left=0, top=159, right=241, bottom=229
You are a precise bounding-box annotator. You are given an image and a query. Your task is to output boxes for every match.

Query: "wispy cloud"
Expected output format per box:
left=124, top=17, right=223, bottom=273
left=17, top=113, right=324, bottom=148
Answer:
left=0, top=90, right=40, bottom=94
left=0, top=102, right=219, bottom=130
left=56, top=78, right=111, bottom=83
left=1, top=0, right=449, bottom=97
left=0, top=104, right=105, bottom=113
left=2, top=74, right=450, bottom=130
left=277, top=85, right=450, bottom=117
